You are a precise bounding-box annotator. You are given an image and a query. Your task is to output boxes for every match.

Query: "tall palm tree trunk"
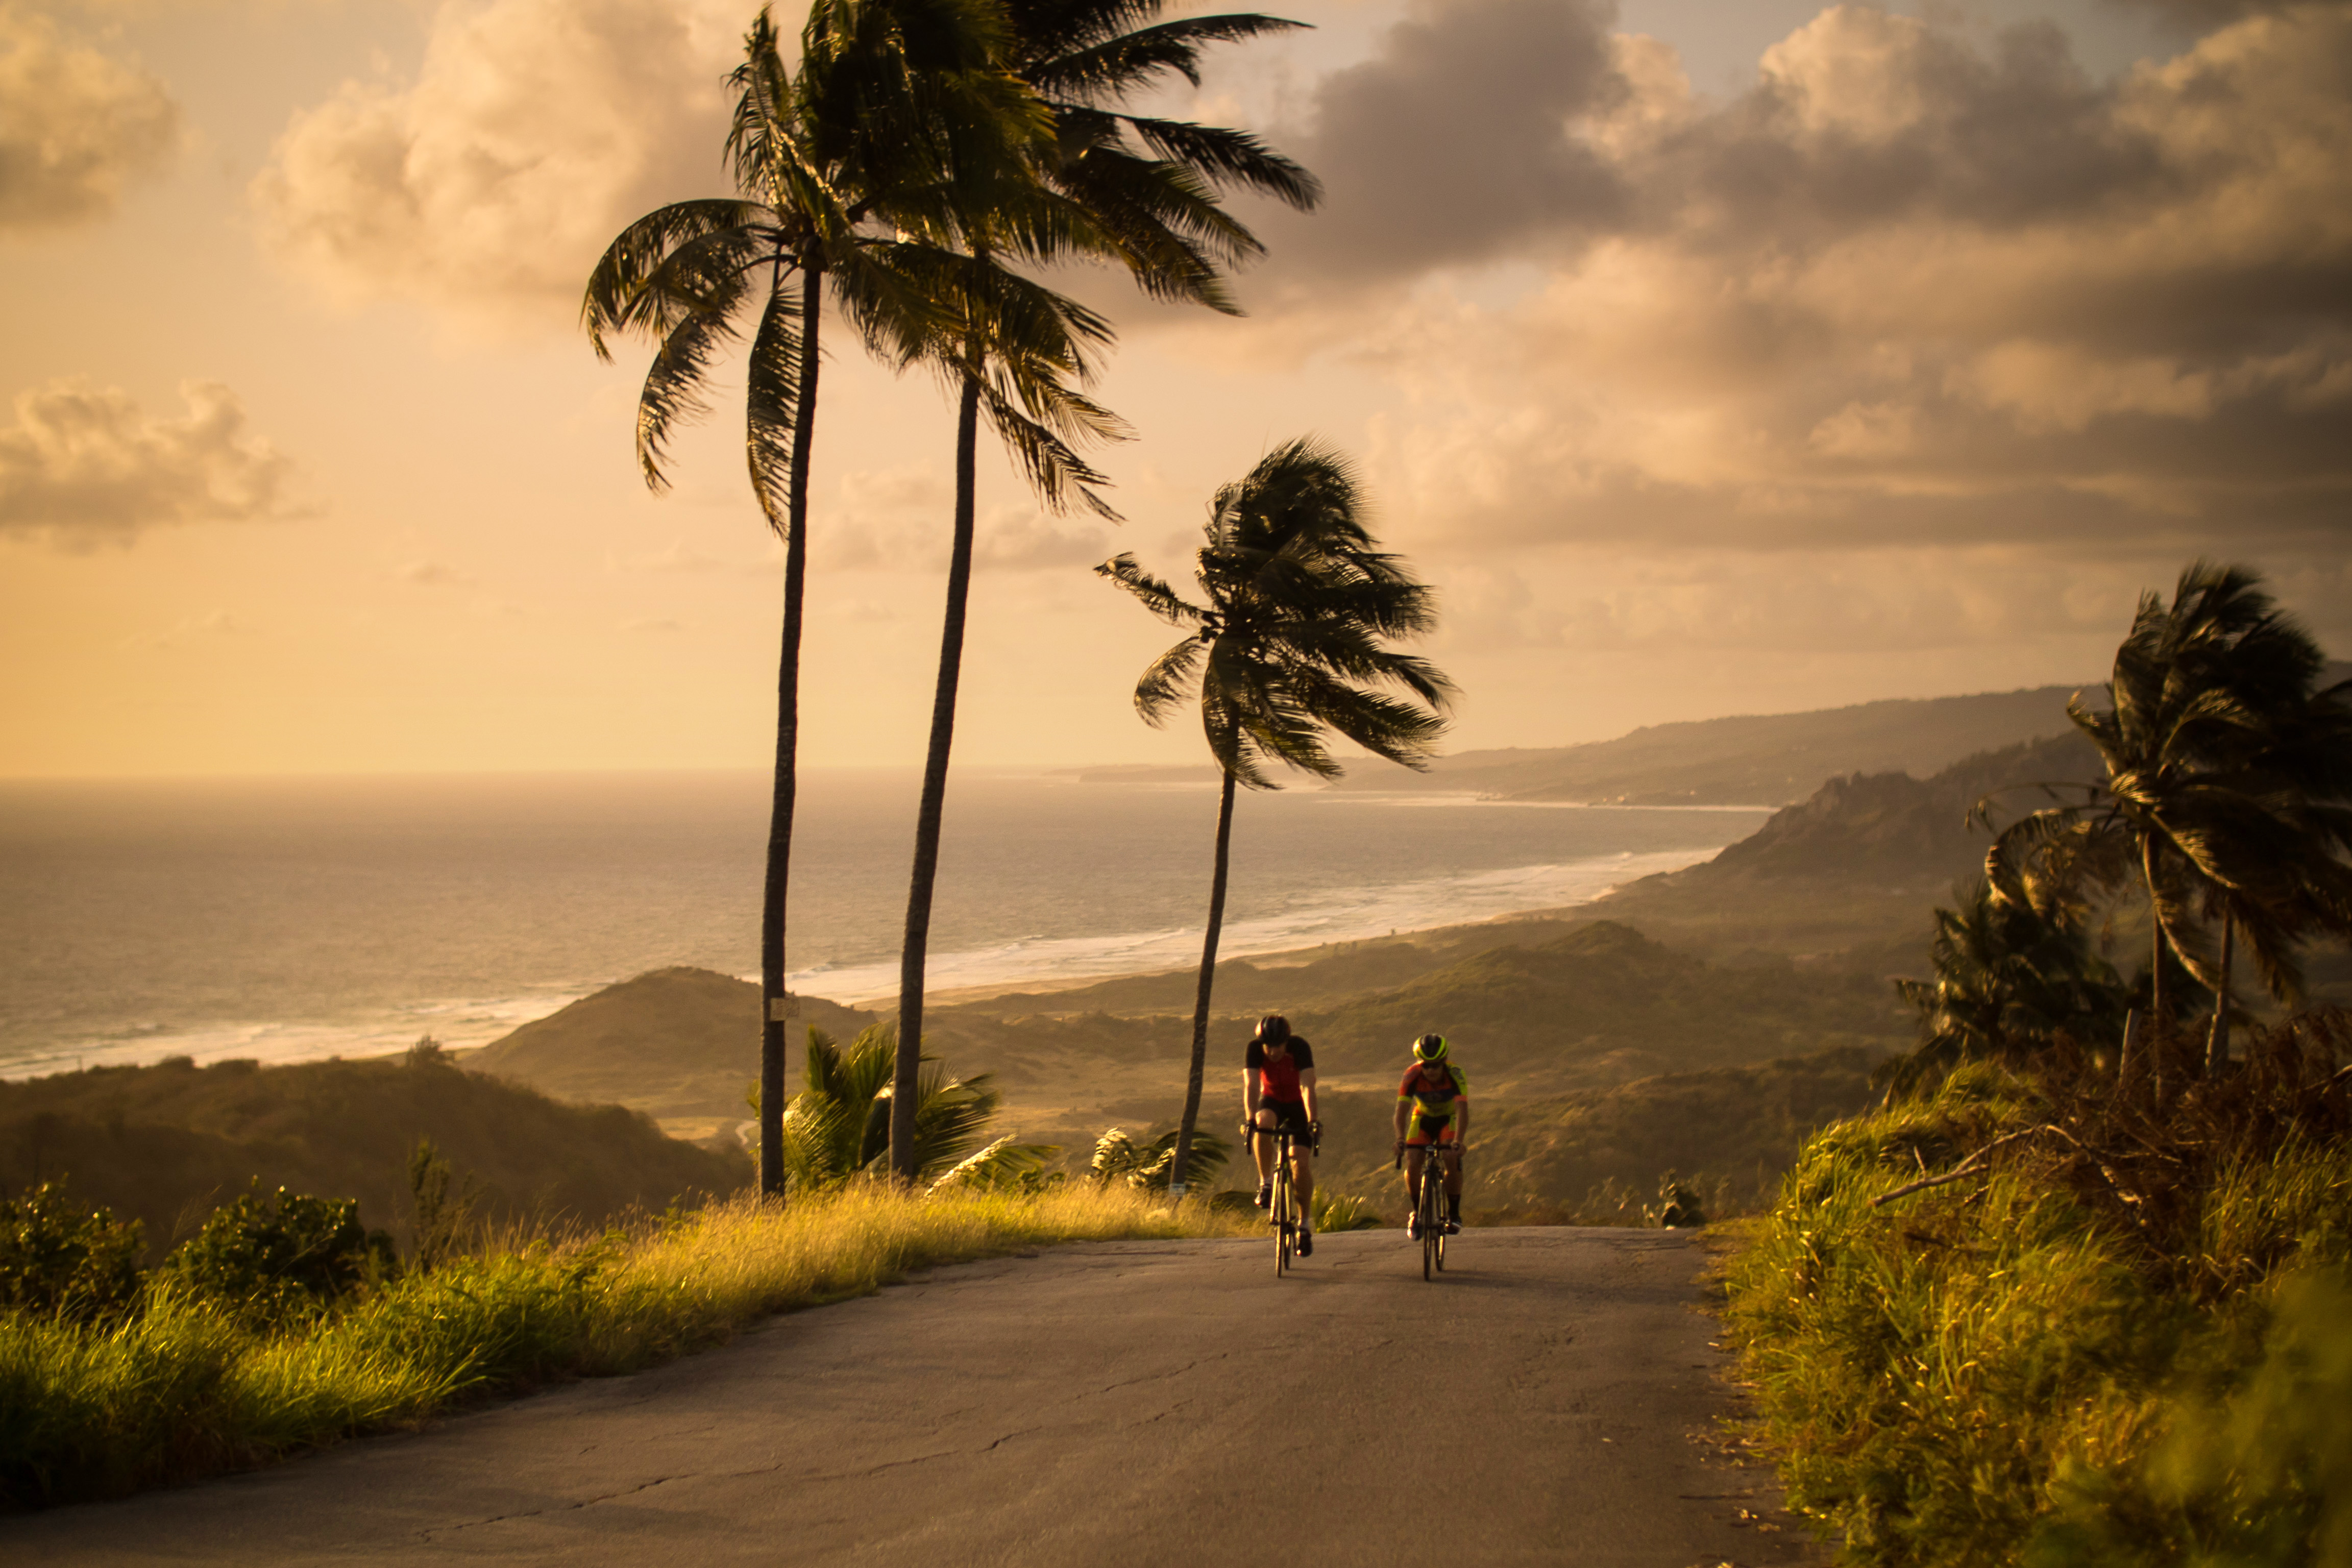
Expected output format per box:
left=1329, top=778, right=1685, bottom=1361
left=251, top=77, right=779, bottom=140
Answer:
left=758, top=267, right=823, bottom=1198
left=891, top=370, right=982, bottom=1181
left=2204, top=911, right=2235, bottom=1076
left=1170, top=765, right=1238, bottom=1192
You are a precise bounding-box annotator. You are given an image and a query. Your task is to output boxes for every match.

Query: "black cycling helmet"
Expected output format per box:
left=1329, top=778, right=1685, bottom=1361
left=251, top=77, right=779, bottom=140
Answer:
left=1255, top=1014, right=1292, bottom=1046
left=1412, top=1032, right=1449, bottom=1062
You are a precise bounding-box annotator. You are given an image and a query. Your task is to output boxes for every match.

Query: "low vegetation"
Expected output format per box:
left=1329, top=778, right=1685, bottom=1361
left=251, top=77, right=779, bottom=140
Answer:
left=1722, top=1035, right=2351, bottom=1565
left=1720, top=562, right=2352, bottom=1565
left=0, top=1180, right=1247, bottom=1509
left=0, top=1044, right=747, bottom=1258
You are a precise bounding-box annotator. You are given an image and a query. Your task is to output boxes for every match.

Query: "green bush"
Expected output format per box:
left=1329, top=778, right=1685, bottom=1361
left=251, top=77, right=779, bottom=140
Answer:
left=1722, top=1060, right=2352, bottom=1567
left=0, top=1181, right=143, bottom=1322
left=1, top=1182, right=1247, bottom=1509
left=162, top=1185, right=397, bottom=1328
left=2030, top=1267, right=2352, bottom=1567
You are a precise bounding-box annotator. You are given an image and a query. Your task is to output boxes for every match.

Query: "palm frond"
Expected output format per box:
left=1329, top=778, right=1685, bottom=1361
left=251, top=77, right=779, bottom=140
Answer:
left=1121, top=115, right=1321, bottom=206
left=581, top=201, right=768, bottom=357
left=743, top=275, right=804, bottom=530
left=635, top=308, right=740, bottom=492
left=1130, top=634, right=1207, bottom=725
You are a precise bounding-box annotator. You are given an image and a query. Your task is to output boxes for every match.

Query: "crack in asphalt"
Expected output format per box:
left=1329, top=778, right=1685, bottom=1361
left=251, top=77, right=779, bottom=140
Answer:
left=419, top=1463, right=790, bottom=1541
left=1095, top=1352, right=1230, bottom=1394
left=811, top=1426, right=1049, bottom=1482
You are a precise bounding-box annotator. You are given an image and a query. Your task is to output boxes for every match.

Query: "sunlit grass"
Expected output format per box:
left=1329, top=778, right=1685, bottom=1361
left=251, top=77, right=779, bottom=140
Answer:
left=1718, top=1063, right=2352, bottom=1567
left=1, top=1183, right=1248, bottom=1509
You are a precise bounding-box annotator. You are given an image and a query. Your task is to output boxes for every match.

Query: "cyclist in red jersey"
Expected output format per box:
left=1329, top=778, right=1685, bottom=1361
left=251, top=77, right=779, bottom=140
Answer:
left=1242, top=1014, right=1321, bottom=1256
left=1394, top=1032, right=1468, bottom=1237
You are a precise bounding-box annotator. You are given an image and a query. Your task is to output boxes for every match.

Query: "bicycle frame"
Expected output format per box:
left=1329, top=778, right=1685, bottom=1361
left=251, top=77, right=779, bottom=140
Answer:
left=1250, top=1124, right=1306, bottom=1276
left=1397, top=1142, right=1459, bottom=1280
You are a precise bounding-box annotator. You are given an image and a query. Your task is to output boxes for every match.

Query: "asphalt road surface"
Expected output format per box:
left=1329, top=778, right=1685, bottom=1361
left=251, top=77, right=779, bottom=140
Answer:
left=7, top=1227, right=1819, bottom=1566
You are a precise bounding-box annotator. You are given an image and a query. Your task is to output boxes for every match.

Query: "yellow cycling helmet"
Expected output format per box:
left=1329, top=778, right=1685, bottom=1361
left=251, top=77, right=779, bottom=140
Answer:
left=1412, top=1033, right=1448, bottom=1062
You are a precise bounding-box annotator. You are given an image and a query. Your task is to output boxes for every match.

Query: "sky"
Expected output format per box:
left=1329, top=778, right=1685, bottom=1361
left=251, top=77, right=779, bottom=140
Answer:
left=1, top=0, right=2346, bottom=777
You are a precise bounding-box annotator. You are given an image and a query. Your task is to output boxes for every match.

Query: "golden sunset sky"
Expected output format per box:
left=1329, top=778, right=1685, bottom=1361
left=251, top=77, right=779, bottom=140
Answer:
left=2, top=0, right=2345, bottom=777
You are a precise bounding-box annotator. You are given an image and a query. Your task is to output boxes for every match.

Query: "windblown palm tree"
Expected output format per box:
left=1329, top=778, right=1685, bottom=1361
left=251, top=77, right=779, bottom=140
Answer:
left=582, top=1, right=1051, bottom=1194
left=1097, top=439, right=1454, bottom=1188
left=886, top=0, right=1320, bottom=1179
left=1888, top=879, right=2129, bottom=1091
left=1984, top=561, right=2352, bottom=1080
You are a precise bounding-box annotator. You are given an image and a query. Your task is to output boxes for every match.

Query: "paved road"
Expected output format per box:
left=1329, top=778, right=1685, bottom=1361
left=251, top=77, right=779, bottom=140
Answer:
left=7, top=1228, right=1817, bottom=1566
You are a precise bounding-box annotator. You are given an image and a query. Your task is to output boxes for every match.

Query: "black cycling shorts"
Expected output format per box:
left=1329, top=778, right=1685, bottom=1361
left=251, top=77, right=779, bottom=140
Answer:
left=1254, top=1100, right=1311, bottom=1140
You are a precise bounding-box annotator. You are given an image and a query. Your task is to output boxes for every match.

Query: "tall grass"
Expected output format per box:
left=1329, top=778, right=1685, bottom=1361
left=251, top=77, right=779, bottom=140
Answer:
left=0, top=1183, right=1245, bottom=1509
left=1720, top=1059, right=2352, bottom=1566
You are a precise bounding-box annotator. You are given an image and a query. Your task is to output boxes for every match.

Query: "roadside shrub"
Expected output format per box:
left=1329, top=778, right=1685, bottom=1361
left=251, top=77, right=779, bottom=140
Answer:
left=1723, top=1048, right=2352, bottom=1567
left=4, top=1181, right=1247, bottom=1509
left=1312, top=1191, right=1382, bottom=1231
left=1089, top=1125, right=1232, bottom=1190
left=0, top=1181, right=143, bottom=1322
left=162, top=1186, right=398, bottom=1328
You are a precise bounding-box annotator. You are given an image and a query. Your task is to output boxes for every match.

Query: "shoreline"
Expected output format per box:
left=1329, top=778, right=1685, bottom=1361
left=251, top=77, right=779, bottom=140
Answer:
left=0, top=885, right=1661, bottom=1085
left=3, top=812, right=1762, bottom=1083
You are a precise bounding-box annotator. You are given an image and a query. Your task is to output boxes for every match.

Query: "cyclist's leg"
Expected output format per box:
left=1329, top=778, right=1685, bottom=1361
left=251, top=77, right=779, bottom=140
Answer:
left=1252, top=1107, right=1279, bottom=1194
left=1403, top=1143, right=1427, bottom=1232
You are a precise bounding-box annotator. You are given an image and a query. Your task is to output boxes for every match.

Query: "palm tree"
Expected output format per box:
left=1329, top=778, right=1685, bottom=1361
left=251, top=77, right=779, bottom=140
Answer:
left=778, top=1024, right=1057, bottom=1188
left=886, top=0, right=1320, bottom=1180
left=1097, top=438, right=1454, bottom=1189
left=582, top=1, right=1048, bottom=1195
left=1984, top=561, right=2352, bottom=1081
left=1887, top=879, right=2129, bottom=1091
left=884, top=229, right=1130, bottom=1182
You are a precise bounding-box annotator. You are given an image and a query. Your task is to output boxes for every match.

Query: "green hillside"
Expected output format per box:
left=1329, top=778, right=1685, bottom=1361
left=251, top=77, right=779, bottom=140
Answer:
left=1277, top=921, right=1906, bottom=1091
left=1577, top=731, right=2104, bottom=971
left=469, top=967, right=877, bottom=1121
left=1335, top=683, right=2086, bottom=804
left=1, top=1047, right=748, bottom=1257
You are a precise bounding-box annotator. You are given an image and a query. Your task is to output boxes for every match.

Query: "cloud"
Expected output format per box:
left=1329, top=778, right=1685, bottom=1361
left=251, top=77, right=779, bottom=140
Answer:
left=810, top=470, right=1100, bottom=572
left=252, top=0, right=742, bottom=325
left=396, top=559, right=462, bottom=585
left=1220, top=0, right=2352, bottom=557
left=1430, top=545, right=2146, bottom=656
left=609, top=540, right=761, bottom=574
left=121, top=610, right=255, bottom=653
left=0, top=379, right=299, bottom=547
left=1276, top=0, right=1632, bottom=279
left=0, top=6, right=179, bottom=231
left=974, top=508, right=1112, bottom=571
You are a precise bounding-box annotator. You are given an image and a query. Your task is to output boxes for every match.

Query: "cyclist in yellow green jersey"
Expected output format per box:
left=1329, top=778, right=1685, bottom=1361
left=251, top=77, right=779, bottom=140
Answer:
left=1393, top=1033, right=1468, bottom=1238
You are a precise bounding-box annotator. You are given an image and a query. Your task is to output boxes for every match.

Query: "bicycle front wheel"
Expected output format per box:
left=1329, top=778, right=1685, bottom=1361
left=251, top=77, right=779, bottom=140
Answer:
left=1273, top=1171, right=1292, bottom=1276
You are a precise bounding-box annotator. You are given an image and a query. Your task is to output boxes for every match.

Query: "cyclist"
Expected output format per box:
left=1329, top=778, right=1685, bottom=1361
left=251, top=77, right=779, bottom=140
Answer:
left=1394, top=1033, right=1468, bottom=1238
left=1243, top=1014, right=1320, bottom=1257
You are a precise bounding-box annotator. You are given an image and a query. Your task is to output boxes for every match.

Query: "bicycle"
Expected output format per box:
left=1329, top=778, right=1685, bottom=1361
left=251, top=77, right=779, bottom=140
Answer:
left=1396, top=1142, right=1458, bottom=1280
left=1245, top=1121, right=1314, bottom=1276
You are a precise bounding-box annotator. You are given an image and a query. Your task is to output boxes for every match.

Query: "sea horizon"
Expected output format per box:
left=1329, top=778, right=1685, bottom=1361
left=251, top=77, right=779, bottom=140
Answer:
left=0, top=768, right=1774, bottom=1081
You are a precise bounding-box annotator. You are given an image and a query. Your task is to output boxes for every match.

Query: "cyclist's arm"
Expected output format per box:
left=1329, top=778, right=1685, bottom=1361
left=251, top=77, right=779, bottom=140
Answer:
left=1241, top=1069, right=1260, bottom=1121
left=1392, top=1094, right=1410, bottom=1143
left=1297, top=1068, right=1319, bottom=1128
left=1453, top=1093, right=1469, bottom=1150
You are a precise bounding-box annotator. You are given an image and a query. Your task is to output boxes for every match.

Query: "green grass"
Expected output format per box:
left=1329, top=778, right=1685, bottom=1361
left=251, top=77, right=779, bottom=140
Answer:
left=1719, top=1062, right=2352, bottom=1566
left=0, top=1183, right=1247, bottom=1509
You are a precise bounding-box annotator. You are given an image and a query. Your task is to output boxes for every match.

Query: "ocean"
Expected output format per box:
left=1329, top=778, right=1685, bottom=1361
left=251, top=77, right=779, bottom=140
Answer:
left=0, top=769, right=1771, bottom=1079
